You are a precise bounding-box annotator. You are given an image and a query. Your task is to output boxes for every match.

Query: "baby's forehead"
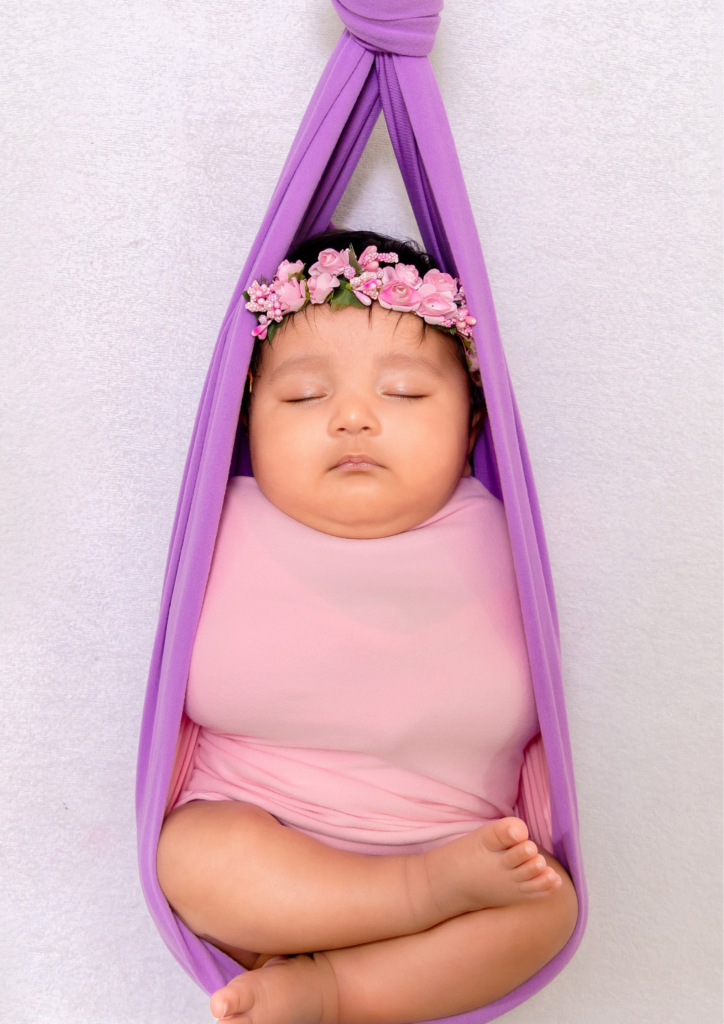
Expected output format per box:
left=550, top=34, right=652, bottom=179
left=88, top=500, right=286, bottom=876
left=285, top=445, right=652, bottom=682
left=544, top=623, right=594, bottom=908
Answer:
left=264, top=306, right=459, bottom=375
left=267, top=349, right=449, bottom=384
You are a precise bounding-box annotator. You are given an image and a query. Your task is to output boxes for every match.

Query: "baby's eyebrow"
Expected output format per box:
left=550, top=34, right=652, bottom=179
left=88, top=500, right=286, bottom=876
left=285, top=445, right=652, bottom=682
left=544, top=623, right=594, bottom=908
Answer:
left=268, top=355, right=329, bottom=381
left=377, top=353, right=446, bottom=377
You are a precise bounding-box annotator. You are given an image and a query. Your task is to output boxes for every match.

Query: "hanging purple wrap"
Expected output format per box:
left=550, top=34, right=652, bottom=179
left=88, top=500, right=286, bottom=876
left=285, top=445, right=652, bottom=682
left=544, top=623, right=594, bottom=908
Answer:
left=136, top=3, right=587, bottom=1019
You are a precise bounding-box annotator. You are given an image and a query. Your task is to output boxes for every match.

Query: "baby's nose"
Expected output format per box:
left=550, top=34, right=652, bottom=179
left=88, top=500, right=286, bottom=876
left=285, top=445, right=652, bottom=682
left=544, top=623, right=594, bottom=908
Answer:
left=334, top=417, right=374, bottom=435
left=328, top=396, right=380, bottom=435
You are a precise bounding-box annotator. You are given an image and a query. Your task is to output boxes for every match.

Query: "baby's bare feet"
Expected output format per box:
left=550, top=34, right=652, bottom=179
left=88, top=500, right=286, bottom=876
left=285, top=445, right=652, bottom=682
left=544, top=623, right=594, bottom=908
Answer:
left=421, top=817, right=562, bottom=918
left=210, top=954, right=337, bottom=1024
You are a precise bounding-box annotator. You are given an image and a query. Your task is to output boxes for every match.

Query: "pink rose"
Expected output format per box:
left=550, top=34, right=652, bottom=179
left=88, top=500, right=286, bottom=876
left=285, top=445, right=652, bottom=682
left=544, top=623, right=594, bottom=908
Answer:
left=380, top=266, right=397, bottom=285
left=423, top=270, right=457, bottom=297
left=275, top=259, right=304, bottom=284
left=273, top=277, right=306, bottom=313
left=378, top=280, right=421, bottom=312
left=416, top=285, right=458, bottom=323
left=388, top=263, right=422, bottom=289
left=309, top=248, right=350, bottom=277
left=307, top=272, right=339, bottom=304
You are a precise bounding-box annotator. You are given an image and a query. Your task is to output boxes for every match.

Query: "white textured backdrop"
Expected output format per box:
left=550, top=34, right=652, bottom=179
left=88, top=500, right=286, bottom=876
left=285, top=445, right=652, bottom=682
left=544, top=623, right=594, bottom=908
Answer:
left=1, top=1, right=721, bottom=1022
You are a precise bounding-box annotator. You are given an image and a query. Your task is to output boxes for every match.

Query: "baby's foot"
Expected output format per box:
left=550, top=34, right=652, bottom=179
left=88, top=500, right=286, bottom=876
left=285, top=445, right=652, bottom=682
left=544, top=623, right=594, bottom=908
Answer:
left=210, top=954, right=337, bottom=1024
left=422, top=817, right=562, bottom=918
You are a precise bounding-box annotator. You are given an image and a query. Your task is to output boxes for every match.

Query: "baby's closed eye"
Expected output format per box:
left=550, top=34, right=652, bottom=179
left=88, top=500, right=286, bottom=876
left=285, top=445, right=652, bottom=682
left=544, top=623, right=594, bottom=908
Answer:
left=277, top=378, right=331, bottom=403
left=383, top=390, right=427, bottom=400
left=285, top=393, right=328, bottom=403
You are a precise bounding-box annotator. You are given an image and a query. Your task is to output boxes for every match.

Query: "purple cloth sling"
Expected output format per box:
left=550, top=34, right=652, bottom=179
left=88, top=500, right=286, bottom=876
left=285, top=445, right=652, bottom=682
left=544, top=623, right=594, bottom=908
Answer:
left=136, top=2, right=588, bottom=1019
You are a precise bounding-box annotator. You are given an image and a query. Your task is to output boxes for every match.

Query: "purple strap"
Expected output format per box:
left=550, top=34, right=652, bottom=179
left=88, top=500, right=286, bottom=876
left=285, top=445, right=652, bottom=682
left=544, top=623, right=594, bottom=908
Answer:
left=136, top=7, right=587, bottom=1020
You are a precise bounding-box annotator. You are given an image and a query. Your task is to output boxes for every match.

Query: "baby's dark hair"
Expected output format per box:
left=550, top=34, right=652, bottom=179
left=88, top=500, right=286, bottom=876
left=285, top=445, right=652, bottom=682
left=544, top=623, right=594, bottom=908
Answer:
left=244, top=229, right=485, bottom=417
left=288, top=229, right=436, bottom=279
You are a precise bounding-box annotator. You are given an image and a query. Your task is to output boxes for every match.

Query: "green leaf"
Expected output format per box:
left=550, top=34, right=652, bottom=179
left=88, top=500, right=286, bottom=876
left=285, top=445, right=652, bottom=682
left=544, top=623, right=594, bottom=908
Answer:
left=347, top=245, right=362, bottom=274
left=330, top=285, right=366, bottom=310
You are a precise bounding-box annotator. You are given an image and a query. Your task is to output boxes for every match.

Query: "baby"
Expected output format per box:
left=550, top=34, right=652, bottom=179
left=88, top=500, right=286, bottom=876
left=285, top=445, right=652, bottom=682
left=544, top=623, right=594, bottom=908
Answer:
left=157, top=232, right=577, bottom=1024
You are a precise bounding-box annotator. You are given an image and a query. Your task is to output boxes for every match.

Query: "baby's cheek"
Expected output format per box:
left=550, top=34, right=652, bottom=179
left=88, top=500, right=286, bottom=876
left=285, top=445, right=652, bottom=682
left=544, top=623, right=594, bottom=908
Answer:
left=251, top=413, right=329, bottom=506
left=253, top=404, right=312, bottom=463
left=394, top=405, right=468, bottom=474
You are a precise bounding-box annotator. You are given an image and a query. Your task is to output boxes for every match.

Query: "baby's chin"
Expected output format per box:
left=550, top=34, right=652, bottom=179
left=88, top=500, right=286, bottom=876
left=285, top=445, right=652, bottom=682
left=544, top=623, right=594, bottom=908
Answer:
left=295, top=515, right=418, bottom=540
left=270, top=487, right=452, bottom=539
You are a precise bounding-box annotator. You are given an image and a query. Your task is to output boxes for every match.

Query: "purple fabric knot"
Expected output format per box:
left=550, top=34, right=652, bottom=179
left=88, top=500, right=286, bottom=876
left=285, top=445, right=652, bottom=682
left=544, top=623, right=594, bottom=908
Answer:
left=331, top=0, right=443, bottom=57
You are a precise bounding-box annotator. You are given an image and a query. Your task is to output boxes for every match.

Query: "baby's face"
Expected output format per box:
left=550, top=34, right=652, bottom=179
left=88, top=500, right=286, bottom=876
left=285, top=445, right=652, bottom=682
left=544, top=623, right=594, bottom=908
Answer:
left=247, top=303, right=481, bottom=538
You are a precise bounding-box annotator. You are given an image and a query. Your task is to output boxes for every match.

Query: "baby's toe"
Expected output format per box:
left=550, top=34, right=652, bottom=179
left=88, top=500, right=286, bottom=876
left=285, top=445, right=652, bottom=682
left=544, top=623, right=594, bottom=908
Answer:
left=210, top=974, right=255, bottom=1020
left=483, top=817, right=529, bottom=853
left=501, top=840, right=538, bottom=870
left=511, top=853, right=548, bottom=882
left=519, top=866, right=562, bottom=896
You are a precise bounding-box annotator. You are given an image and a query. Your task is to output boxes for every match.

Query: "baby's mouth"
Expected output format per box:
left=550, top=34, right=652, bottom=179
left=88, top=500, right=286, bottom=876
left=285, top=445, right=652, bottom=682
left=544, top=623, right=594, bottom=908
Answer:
left=332, top=454, right=382, bottom=472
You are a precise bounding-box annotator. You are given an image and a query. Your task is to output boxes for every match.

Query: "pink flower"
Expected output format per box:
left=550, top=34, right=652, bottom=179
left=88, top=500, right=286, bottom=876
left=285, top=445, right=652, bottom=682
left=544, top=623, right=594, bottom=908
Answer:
left=307, top=272, right=339, bottom=303
left=390, top=263, right=422, bottom=289
left=309, top=248, right=349, bottom=277
left=275, top=259, right=304, bottom=284
left=423, top=270, right=457, bottom=297
left=417, top=288, right=459, bottom=323
left=352, top=278, right=380, bottom=305
left=452, top=307, right=477, bottom=337
left=378, top=279, right=421, bottom=312
left=358, top=245, right=380, bottom=270
left=273, top=277, right=306, bottom=313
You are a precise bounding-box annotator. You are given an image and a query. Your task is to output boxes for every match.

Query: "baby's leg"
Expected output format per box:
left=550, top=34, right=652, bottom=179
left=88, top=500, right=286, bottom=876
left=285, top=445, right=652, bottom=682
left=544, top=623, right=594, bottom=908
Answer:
left=211, top=858, right=578, bottom=1024
left=158, top=800, right=560, bottom=955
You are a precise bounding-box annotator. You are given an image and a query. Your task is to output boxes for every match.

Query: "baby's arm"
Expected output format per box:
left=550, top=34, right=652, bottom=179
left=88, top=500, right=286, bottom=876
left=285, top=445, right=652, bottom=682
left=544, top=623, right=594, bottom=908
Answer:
left=157, top=799, right=576, bottom=1023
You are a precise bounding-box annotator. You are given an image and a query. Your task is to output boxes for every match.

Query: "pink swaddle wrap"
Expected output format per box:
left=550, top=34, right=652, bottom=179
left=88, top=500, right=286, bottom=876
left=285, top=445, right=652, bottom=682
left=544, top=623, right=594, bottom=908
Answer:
left=174, top=475, right=550, bottom=853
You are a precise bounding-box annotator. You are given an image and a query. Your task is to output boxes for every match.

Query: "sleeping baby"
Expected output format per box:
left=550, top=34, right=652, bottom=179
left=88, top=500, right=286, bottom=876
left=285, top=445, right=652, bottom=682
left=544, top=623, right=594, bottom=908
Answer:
left=156, top=231, right=577, bottom=1024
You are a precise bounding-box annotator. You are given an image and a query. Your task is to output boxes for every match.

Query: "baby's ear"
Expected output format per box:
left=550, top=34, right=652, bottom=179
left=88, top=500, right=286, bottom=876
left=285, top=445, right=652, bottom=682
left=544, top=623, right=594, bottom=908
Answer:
left=239, top=370, right=255, bottom=431
left=467, top=406, right=485, bottom=455
left=463, top=408, right=485, bottom=477
left=239, top=393, right=251, bottom=432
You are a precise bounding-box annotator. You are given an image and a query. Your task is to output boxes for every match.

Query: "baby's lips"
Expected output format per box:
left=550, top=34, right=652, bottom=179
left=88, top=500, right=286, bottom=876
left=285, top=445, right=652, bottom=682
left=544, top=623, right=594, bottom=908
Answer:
left=332, top=454, right=382, bottom=469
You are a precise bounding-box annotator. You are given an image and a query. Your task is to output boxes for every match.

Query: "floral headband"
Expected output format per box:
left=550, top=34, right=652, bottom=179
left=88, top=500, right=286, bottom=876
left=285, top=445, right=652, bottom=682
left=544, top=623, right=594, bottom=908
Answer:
left=243, top=245, right=480, bottom=381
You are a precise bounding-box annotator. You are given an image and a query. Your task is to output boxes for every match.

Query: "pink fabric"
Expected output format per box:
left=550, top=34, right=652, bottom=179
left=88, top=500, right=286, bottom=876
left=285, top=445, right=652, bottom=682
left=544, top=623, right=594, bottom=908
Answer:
left=165, top=713, right=200, bottom=814
left=515, top=733, right=552, bottom=851
left=176, top=476, right=544, bottom=853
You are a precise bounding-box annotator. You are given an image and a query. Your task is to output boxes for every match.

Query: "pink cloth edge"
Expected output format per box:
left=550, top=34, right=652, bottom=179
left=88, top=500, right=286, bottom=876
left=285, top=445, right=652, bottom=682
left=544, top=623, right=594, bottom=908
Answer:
left=165, top=713, right=201, bottom=815
left=166, top=719, right=553, bottom=856
left=515, top=733, right=552, bottom=852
